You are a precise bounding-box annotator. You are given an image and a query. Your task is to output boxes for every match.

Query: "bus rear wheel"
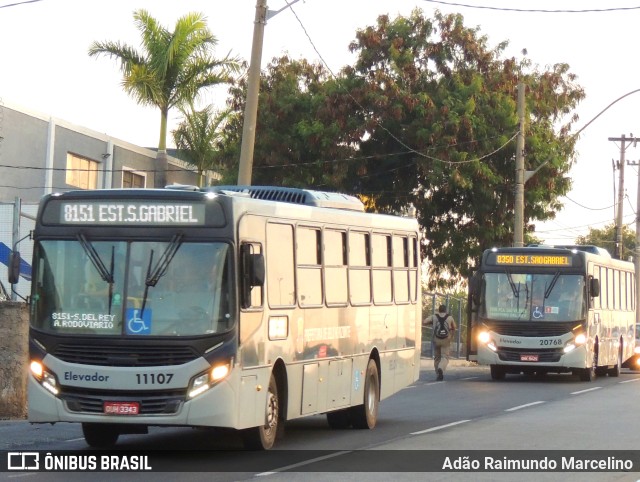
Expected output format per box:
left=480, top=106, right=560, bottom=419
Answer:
left=608, top=347, right=622, bottom=377
left=350, top=359, right=379, bottom=429
left=82, top=423, right=119, bottom=448
left=242, top=373, right=279, bottom=450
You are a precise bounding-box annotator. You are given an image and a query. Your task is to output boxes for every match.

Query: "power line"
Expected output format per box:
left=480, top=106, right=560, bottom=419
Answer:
left=0, top=0, right=44, bottom=9
left=421, top=0, right=640, bottom=13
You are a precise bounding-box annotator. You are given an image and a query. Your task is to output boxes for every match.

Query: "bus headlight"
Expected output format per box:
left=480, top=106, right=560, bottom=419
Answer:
left=188, top=360, right=232, bottom=399
left=478, top=331, right=491, bottom=344
left=30, top=360, right=59, bottom=396
left=574, top=333, right=587, bottom=345
left=564, top=333, right=587, bottom=354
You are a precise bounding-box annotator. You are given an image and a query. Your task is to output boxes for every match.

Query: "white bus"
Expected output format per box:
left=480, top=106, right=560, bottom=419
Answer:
left=19, top=185, right=421, bottom=449
left=468, top=245, right=636, bottom=381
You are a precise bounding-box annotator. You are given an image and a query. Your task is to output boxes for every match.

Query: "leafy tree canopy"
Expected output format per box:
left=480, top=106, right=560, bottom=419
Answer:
left=219, top=9, right=585, bottom=289
left=575, top=223, right=636, bottom=259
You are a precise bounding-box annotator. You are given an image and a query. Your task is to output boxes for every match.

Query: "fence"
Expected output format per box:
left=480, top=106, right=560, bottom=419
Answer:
left=421, top=291, right=468, bottom=359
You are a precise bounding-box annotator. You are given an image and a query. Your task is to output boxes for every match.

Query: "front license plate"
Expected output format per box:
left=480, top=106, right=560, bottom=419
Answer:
left=520, top=354, right=539, bottom=362
left=104, top=401, right=140, bottom=415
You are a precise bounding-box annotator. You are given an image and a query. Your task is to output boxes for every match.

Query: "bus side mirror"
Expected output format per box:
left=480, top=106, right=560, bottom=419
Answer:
left=589, top=278, right=600, bottom=298
left=240, top=244, right=265, bottom=309
left=249, top=253, right=265, bottom=287
left=469, top=272, right=482, bottom=306
left=8, top=251, right=21, bottom=285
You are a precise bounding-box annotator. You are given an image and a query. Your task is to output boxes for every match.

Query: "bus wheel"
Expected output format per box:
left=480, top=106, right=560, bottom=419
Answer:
left=608, top=347, right=622, bottom=377
left=580, top=350, right=598, bottom=382
left=82, top=423, right=119, bottom=448
left=350, top=359, right=379, bottom=429
left=242, top=374, right=279, bottom=450
left=326, top=408, right=352, bottom=429
left=490, top=365, right=505, bottom=380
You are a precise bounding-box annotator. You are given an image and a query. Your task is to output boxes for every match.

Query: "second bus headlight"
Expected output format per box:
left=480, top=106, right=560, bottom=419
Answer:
left=564, top=333, right=587, bottom=353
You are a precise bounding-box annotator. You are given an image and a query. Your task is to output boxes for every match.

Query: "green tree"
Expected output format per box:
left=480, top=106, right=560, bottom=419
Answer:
left=218, top=10, right=584, bottom=289
left=89, top=9, right=239, bottom=188
left=219, top=56, right=359, bottom=187
left=172, top=105, right=230, bottom=187
left=341, top=10, right=584, bottom=288
left=575, top=223, right=636, bottom=259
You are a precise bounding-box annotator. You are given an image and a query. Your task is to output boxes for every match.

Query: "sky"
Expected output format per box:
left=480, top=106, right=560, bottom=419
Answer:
left=1, top=0, right=639, bottom=248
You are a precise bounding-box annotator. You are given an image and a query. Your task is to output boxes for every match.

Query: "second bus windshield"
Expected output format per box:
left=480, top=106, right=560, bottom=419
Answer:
left=482, top=272, right=586, bottom=322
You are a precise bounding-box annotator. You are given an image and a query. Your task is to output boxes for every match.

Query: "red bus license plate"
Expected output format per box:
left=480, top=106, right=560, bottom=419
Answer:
left=520, top=354, right=539, bottom=362
left=104, top=402, right=140, bottom=415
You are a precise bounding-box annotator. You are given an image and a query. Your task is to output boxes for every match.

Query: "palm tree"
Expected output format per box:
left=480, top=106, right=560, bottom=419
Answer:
left=172, top=104, right=231, bottom=187
left=88, top=9, right=239, bottom=188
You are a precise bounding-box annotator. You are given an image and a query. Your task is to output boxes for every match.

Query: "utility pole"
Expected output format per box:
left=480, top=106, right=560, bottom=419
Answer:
left=627, top=146, right=640, bottom=326
left=514, top=82, right=526, bottom=247
left=237, top=0, right=301, bottom=186
left=609, top=134, right=638, bottom=259
left=237, top=0, right=268, bottom=186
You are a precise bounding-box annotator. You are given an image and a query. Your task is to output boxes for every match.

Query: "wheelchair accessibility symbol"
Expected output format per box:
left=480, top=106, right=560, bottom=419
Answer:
left=532, top=306, right=544, bottom=319
left=126, top=308, right=152, bottom=335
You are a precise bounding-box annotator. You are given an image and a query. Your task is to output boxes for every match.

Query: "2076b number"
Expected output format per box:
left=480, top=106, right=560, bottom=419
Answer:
left=539, top=339, right=563, bottom=346
left=136, top=373, right=174, bottom=385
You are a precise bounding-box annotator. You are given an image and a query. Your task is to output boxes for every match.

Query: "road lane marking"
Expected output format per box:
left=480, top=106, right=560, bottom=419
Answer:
left=255, top=450, right=352, bottom=476
left=410, top=419, right=470, bottom=435
left=620, top=378, right=640, bottom=384
left=571, top=387, right=602, bottom=395
left=504, top=401, right=545, bottom=412
left=460, top=376, right=478, bottom=380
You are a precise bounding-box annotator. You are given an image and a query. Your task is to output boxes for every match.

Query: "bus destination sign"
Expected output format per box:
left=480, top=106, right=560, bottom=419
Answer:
left=45, top=200, right=207, bottom=226
left=491, top=253, right=573, bottom=267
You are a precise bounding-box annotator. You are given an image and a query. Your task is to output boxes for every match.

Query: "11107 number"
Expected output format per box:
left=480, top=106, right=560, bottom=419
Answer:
left=136, top=373, right=174, bottom=385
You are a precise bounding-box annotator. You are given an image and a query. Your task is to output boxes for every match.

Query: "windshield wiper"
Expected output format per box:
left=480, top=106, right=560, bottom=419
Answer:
left=77, top=233, right=115, bottom=314
left=544, top=272, right=561, bottom=299
left=139, top=233, right=183, bottom=317
left=506, top=271, right=519, bottom=299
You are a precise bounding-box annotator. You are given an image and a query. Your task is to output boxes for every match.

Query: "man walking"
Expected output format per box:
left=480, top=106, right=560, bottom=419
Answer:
left=424, top=304, right=457, bottom=380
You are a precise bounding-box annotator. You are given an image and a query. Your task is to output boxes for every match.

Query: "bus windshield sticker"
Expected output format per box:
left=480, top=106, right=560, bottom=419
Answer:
left=126, top=308, right=152, bottom=335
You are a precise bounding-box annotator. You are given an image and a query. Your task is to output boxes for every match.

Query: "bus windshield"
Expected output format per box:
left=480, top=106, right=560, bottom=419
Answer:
left=481, top=272, right=585, bottom=322
left=31, top=239, right=233, bottom=336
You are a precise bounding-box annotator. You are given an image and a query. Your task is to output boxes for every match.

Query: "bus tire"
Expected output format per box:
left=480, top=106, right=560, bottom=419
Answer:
left=490, top=365, right=505, bottom=380
left=580, top=349, right=598, bottom=382
left=82, top=423, right=119, bottom=448
left=326, top=408, right=352, bottom=429
left=608, top=347, right=622, bottom=377
left=350, top=359, right=379, bottom=429
left=242, top=374, right=279, bottom=450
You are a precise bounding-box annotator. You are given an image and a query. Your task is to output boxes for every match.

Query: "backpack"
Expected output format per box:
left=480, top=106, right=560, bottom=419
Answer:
left=434, top=313, right=450, bottom=339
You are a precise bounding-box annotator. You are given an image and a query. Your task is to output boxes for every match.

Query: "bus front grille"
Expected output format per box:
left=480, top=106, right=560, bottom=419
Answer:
left=497, top=347, right=564, bottom=363
left=60, top=387, right=185, bottom=415
left=53, top=344, right=199, bottom=367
